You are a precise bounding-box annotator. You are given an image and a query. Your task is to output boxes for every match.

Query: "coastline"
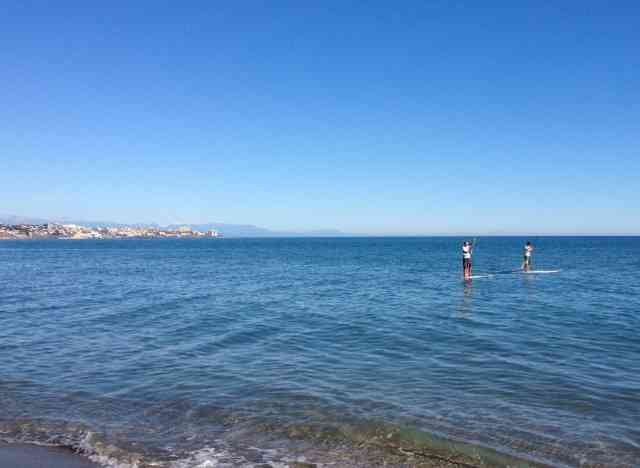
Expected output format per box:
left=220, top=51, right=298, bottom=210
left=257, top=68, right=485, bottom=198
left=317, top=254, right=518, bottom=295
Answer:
left=0, top=222, right=222, bottom=240
left=0, top=442, right=99, bottom=468
left=0, top=415, right=549, bottom=468
left=0, top=438, right=536, bottom=468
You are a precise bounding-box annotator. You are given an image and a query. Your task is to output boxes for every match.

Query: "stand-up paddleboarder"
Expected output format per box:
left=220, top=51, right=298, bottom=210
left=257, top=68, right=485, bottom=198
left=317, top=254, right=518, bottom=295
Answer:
left=522, top=241, right=534, bottom=271
left=462, top=241, right=473, bottom=279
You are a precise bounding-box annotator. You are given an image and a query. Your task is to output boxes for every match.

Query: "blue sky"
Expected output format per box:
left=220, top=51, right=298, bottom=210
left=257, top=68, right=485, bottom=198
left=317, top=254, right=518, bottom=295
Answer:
left=2, top=1, right=639, bottom=234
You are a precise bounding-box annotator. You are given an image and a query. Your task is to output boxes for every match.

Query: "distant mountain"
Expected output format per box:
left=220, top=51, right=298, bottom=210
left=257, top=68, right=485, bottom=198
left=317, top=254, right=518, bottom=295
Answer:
left=0, top=214, right=51, bottom=225
left=0, top=215, right=346, bottom=238
left=166, top=223, right=346, bottom=237
left=166, top=223, right=273, bottom=237
left=0, top=214, right=157, bottom=229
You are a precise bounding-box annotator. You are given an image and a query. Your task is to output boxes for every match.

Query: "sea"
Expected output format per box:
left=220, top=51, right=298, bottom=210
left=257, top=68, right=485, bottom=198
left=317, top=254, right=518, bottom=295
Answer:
left=0, top=237, right=638, bottom=468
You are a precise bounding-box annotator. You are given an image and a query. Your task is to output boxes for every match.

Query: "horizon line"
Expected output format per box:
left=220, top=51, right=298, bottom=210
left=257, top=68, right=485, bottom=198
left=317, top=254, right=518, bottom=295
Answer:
left=1, top=214, right=638, bottom=237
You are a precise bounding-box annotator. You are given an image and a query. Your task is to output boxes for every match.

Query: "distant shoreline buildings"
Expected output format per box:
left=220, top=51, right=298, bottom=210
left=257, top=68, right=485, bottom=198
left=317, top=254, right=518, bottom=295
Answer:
left=0, top=223, right=222, bottom=240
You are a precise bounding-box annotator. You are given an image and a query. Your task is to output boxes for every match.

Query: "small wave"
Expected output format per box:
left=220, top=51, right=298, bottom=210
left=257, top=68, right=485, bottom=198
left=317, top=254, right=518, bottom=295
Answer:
left=0, top=415, right=531, bottom=468
left=79, top=432, right=149, bottom=468
left=168, top=447, right=291, bottom=468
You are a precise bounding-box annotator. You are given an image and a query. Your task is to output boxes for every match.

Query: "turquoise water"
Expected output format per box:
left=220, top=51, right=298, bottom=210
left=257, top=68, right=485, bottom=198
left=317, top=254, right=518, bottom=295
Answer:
left=1, top=237, right=639, bottom=467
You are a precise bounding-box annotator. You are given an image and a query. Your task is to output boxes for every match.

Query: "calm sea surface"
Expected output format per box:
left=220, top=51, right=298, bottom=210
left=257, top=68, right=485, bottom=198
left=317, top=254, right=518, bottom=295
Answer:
left=1, top=238, right=639, bottom=467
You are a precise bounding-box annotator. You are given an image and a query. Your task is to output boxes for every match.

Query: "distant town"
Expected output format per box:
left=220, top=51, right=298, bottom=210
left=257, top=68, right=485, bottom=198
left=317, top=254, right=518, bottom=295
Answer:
left=0, top=223, right=222, bottom=240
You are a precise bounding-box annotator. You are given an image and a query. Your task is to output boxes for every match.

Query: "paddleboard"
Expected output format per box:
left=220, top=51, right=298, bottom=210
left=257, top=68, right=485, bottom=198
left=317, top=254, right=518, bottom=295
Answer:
left=466, top=274, right=494, bottom=279
left=521, top=269, right=561, bottom=274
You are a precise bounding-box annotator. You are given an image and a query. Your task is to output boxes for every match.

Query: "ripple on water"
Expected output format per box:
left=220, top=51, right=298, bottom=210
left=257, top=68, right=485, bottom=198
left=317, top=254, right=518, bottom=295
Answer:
left=1, top=237, right=639, bottom=467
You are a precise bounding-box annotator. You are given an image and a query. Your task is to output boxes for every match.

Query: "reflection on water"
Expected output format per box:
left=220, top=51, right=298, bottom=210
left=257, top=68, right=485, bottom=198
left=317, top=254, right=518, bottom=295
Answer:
left=457, top=279, right=474, bottom=318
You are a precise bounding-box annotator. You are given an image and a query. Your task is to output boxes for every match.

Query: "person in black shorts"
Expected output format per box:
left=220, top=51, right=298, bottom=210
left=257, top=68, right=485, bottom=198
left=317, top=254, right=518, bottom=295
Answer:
left=462, top=241, right=472, bottom=279
left=522, top=241, right=534, bottom=271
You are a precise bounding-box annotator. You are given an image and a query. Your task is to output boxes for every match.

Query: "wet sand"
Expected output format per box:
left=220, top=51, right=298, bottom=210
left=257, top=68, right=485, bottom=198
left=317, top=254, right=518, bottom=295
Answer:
left=0, top=442, right=99, bottom=468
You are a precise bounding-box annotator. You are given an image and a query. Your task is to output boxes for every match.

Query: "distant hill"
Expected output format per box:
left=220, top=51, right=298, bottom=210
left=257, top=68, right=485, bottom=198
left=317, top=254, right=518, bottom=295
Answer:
left=0, top=215, right=346, bottom=238
left=0, top=215, right=51, bottom=225
left=166, top=223, right=273, bottom=237
left=0, top=214, right=156, bottom=229
left=167, top=223, right=345, bottom=237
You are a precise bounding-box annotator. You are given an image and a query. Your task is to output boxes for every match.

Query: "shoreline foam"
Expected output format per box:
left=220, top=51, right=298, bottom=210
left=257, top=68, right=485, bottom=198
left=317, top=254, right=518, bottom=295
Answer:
left=1, top=415, right=549, bottom=468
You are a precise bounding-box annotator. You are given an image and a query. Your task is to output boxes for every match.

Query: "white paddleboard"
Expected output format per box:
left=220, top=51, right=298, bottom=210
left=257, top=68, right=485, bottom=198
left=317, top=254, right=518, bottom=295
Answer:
left=521, top=269, right=561, bottom=274
left=466, top=274, right=494, bottom=279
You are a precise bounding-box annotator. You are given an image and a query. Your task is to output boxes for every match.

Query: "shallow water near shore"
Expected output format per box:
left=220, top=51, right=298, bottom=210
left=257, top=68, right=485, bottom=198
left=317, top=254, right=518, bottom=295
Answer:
left=1, top=237, right=639, bottom=467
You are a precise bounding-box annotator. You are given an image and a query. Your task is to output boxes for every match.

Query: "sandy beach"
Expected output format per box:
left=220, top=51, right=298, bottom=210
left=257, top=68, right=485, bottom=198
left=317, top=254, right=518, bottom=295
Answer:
left=0, top=442, right=98, bottom=468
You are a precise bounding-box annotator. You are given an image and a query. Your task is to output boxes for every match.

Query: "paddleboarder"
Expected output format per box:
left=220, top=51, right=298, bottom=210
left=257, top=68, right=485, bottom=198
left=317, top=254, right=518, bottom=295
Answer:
left=522, top=241, right=534, bottom=271
left=462, top=241, right=473, bottom=279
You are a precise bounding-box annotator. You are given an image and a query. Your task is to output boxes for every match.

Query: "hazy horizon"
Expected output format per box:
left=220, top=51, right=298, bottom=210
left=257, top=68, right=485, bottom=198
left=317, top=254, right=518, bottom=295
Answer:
left=2, top=212, right=638, bottom=237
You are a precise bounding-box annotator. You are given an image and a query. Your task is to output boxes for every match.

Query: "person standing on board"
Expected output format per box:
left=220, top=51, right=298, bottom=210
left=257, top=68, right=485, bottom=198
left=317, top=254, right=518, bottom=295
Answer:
left=522, top=241, right=534, bottom=271
left=462, top=241, right=473, bottom=279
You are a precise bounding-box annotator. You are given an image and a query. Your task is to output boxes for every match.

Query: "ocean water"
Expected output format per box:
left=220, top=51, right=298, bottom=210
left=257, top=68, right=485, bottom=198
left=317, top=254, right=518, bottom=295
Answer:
left=0, top=237, right=639, bottom=468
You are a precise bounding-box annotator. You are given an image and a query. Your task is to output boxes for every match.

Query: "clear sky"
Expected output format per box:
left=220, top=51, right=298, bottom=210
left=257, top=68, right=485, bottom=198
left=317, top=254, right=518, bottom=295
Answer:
left=2, top=1, right=639, bottom=234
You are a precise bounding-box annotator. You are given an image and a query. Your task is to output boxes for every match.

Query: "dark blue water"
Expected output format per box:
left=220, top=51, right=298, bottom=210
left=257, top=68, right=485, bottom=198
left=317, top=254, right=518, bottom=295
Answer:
left=1, top=238, right=639, bottom=467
